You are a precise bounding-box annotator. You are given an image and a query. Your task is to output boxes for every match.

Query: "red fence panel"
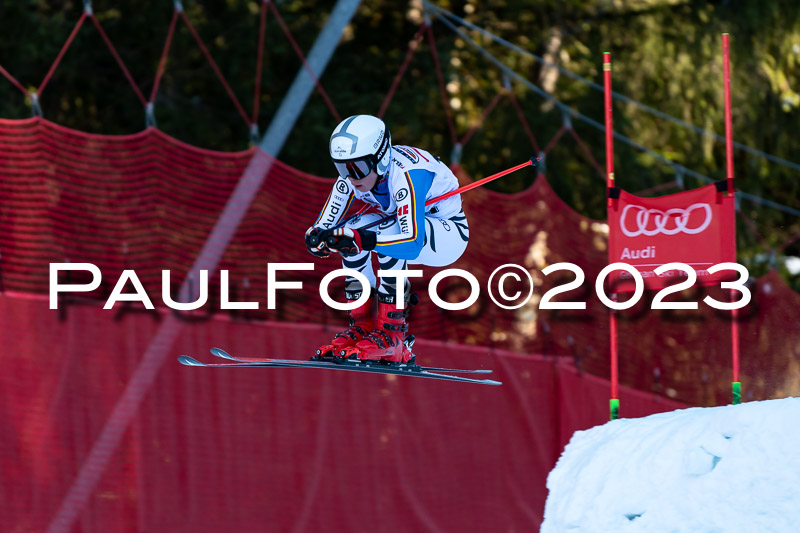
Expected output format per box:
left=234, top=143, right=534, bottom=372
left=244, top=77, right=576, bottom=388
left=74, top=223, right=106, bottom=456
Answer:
left=0, top=293, right=683, bottom=532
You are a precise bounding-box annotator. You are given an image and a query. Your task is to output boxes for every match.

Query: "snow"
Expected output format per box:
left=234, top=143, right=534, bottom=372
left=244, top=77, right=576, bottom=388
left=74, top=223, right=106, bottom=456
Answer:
left=541, top=398, right=800, bottom=533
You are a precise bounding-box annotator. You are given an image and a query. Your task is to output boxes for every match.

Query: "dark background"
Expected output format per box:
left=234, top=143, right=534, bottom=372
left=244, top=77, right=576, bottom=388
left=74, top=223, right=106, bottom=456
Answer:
left=1, top=0, right=798, bottom=287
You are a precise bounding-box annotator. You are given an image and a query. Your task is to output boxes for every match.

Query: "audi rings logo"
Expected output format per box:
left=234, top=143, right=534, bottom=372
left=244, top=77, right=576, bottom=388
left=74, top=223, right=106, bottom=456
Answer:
left=619, top=203, right=712, bottom=237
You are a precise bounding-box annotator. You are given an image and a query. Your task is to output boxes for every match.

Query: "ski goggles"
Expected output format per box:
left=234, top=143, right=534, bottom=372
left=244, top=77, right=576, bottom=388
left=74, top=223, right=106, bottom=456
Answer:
left=332, top=157, right=376, bottom=181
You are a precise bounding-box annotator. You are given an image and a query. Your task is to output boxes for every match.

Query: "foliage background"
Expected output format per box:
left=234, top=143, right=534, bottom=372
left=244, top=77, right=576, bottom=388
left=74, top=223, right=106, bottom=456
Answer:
left=1, top=0, right=798, bottom=287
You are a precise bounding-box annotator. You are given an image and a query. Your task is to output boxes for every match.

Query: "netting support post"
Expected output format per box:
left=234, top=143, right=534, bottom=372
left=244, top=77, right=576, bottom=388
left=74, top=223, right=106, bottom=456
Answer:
left=675, top=167, right=685, bottom=189
left=502, top=72, right=511, bottom=92
left=145, top=102, right=156, bottom=128
left=450, top=142, right=463, bottom=164
left=536, top=151, right=546, bottom=175
left=422, top=7, right=432, bottom=28
left=30, top=92, right=43, bottom=118
left=561, top=109, right=572, bottom=131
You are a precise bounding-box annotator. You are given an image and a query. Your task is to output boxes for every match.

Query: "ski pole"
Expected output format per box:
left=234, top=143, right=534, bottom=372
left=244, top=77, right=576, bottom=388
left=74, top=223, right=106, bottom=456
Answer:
left=329, top=205, right=371, bottom=231
left=309, top=156, right=539, bottom=248
left=354, top=156, right=539, bottom=231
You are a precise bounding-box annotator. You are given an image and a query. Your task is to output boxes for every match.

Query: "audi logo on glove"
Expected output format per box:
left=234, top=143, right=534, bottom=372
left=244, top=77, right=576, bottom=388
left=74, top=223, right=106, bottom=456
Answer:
left=619, top=203, right=712, bottom=237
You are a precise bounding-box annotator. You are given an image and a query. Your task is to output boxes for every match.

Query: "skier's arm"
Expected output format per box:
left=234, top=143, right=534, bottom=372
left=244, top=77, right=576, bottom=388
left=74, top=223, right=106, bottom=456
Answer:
left=314, top=177, right=354, bottom=230
left=305, top=177, right=353, bottom=258
left=375, top=169, right=432, bottom=260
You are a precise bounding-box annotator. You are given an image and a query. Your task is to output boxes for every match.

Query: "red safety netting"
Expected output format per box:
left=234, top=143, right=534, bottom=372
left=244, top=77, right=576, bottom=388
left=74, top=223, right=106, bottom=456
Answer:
left=3, top=7, right=798, bottom=533
left=2, top=117, right=800, bottom=409
left=0, top=293, right=684, bottom=533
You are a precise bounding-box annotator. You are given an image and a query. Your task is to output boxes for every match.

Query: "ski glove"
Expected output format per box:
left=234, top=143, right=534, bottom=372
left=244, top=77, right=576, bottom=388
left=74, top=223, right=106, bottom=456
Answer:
left=304, top=226, right=331, bottom=258
left=321, top=227, right=377, bottom=257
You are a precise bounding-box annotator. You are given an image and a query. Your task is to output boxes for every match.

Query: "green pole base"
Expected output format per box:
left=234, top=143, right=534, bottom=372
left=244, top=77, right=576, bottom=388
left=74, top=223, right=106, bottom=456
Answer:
left=610, top=398, right=620, bottom=421
left=732, top=382, right=742, bottom=405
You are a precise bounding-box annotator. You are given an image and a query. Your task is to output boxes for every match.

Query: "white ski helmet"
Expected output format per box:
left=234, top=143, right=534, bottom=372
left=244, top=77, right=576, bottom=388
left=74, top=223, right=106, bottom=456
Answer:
left=329, top=115, right=392, bottom=180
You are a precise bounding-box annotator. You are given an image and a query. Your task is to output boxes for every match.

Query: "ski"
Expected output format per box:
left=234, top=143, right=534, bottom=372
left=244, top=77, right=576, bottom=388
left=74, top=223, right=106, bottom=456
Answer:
left=178, top=355, right=296, bottom=368
left=210, top=347, right=493, bottom=375
left=177, top=351, right=501, bottom=386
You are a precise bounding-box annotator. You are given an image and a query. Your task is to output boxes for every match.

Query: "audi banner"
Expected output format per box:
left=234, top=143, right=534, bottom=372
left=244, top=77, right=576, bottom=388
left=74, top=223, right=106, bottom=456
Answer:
left=608, top=183, right=736, bottom=293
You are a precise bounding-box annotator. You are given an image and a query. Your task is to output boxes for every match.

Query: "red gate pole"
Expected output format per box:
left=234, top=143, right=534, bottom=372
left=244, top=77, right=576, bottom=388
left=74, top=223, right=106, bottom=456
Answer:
left=604, top=52, right=620, bottom=420
left=723, top=34, right=735, bottom=196
left=723, top=33, right=741, bottom=405
left=604, top=52, right=615, bottom=206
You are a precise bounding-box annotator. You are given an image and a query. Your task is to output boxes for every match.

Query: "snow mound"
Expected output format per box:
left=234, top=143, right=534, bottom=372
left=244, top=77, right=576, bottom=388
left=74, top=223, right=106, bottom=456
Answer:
left=541, top=398, right=800, bottom=533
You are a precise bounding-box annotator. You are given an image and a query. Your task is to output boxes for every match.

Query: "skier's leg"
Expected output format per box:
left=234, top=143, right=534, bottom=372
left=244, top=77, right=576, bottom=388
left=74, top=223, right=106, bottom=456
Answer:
left=341, top=213, right=385, bottom=295
left=333, top=217, right=411, bottom=362
left=354, top=210, right=470, bottom=363
left=315, top=214, right=384, bottom=358
left=355, top=211, right=469, bottom=363
left=353, top=249, right=414, bottom=363
left=356, top=211, right=469, bottom=363
left=409, top=209, right=470, bottom=267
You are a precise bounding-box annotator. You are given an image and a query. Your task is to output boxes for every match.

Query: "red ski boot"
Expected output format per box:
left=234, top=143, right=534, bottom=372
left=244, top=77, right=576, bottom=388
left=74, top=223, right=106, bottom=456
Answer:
left=314, top=292, right=374, bottom=360
left=353, top=294, right=414, bottom=364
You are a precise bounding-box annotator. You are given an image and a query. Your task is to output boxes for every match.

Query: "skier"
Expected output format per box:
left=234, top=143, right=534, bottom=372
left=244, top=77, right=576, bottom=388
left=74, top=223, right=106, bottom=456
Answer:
left=305, top=115, right=469, bottom=364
